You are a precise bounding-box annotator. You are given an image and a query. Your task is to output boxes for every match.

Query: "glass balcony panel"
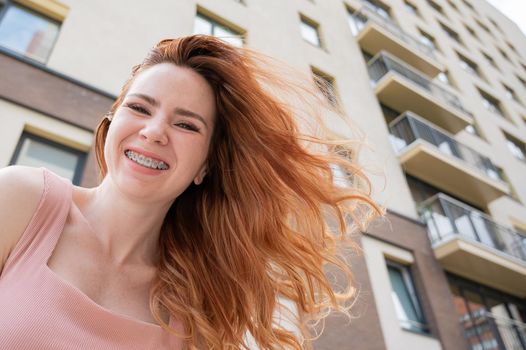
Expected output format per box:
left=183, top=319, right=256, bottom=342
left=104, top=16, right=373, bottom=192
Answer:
left=420, top=194, right=526, bottom=263
left=369, top=53, right=471, bottom=117
left=389, top=113, right=499, bottom=180
left=351, top=6, right=436, bottom=60
left=470, top=212, right=498, bottom=249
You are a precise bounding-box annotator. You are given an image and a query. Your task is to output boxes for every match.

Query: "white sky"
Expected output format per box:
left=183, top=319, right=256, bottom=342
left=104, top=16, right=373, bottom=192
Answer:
left=486, top=0, right=526, bottom=36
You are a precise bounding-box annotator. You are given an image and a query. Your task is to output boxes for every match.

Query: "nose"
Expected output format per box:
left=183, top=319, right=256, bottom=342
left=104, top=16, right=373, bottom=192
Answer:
left=139, top=116, right=168, bottom=145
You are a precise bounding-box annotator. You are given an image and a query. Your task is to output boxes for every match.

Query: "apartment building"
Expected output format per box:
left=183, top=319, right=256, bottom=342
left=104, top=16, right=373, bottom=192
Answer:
left=0, top=0, right=525, bottom=349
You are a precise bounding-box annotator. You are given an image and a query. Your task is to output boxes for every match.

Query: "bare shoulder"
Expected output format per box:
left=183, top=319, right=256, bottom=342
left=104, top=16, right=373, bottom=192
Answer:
left=0, top=166, right=45, bottom=270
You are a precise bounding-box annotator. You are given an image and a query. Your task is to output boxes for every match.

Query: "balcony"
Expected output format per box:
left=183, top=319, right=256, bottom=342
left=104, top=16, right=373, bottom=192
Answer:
left=368, top=52, right=473, bottom=134
left=420, top=193, right=526, bottom=297
left=461, top=310, right=526, bottom=350
left=350, top=6, right=443, bottom=77
left=389, top=113, right=509, bottom=207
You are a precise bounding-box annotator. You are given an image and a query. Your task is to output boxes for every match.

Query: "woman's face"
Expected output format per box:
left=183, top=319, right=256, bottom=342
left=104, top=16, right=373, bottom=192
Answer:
left=104, top=62, right=216, bottom=203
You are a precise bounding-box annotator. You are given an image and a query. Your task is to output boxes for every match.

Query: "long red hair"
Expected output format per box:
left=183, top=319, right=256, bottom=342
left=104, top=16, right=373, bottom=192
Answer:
left=95, top=35, right=382, bottom=349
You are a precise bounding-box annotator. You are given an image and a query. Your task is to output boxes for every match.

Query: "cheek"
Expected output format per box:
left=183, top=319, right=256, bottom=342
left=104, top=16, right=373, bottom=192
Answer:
left=103, top=123, right=125, bottom=167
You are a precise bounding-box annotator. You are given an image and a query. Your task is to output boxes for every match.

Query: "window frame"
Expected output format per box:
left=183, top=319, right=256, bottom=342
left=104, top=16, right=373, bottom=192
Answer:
left=481, top=51, right=499, bottom=70
left=418, top=28, right=439, bottom=52
left=362, top=0, right=392, bottom=20
left=386, top=260, right=430, bottom=334
left=193, top=11, right=244, bottom=47
left=503, top=132, right=526, bottom=162
left=299, top=14, right=323, bottom=48
left=9, top=131, right=87, bottom=185
left=311, top=66, right=339, bottom=106
left=0, top=0, right=62, bottom=64
left=404, top=0, right=420, bottom=17
left=478, top=88, right=506, bottom=118
left=502, top=83, right=522, bottom=105
left=426, top=0, right=445, bottom=16
left=457, top=52, right=483, bottom=79
left=440, top=22, right=463, bottom=46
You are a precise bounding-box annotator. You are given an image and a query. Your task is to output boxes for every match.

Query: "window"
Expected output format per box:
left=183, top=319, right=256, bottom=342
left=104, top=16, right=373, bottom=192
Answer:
left=462, top=0, right=475, bottom=12
left=481, top=51, right=498, bottom=70
left=387, top=262, right=429, bottom=333
left=347, top=6, right=364, bottom=36
left=518, top=76, right=526, bottom=90
left=427, top=0, right=444, bottom=15
left=464, top=123, right=482, bottom=137
left=362, top=0, right=391, bottom=20
left=489, top=17, right=503, bottom=34
left=498, top=48, right=512, bottom=64
left=312, top=67, right=338, bottom=106
left=404, top=1, right=420, bottom=16
left=507, top=42, right=518, bottom=56
left=299, top=15, right=322, bottom=48
left=418, top=29, right=439, bottom=51
left=330, top=146, right=354, bottom=188
left=435, top=71, right=454, bottom=87
left=502, top=84, right=521, bottom=104
left=193, top=12, right=244, bottom=47
left=9, top=132, right=86, bottom=184
left=479, top=89, right=506, bottom=117
left=504, top=132, right=526, bottom=162
left=514, top=226, right=526, bottom=258
left=520, top=62, right=526, bottom=72
left=476, top=19, right=490, bottom=34
left=440, top=22, right=463, bottom=45
left=458, top=53, right=482, bottom=78
left=464, top=24, right=478, bottom=40
left=447, top=0, right=458, bottom=11
left=0, top=2, right=60, bottom=63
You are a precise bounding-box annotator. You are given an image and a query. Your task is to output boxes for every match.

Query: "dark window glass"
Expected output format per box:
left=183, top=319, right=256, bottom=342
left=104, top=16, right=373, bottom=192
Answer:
left=10, top=132, right=86, bottom=185
left=441, top=22, right=463, bottom=45
left=387, top=262, right=429, bottom=333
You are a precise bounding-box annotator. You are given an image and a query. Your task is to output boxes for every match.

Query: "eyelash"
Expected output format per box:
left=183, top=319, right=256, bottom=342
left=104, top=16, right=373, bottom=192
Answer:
left=125, top=103, right=150, bottom=115
left=124, top=103, right=200, bottom=132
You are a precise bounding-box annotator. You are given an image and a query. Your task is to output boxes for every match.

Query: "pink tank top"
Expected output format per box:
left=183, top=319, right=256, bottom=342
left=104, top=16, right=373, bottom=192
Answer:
left=0, top=168, right=183, bottom=349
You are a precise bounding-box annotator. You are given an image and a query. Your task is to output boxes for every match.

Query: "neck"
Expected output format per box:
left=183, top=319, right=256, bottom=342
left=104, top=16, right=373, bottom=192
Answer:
left=77, top=176, right=173, bottom=267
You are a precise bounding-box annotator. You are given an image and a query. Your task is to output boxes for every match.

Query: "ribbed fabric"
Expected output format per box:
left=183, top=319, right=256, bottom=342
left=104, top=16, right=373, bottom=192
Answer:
left=0, top=168, right=183, bottom=350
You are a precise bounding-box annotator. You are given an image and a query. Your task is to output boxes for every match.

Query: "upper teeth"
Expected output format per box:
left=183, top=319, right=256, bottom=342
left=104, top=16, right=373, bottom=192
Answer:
left=125, top=150, right=168, bottom=170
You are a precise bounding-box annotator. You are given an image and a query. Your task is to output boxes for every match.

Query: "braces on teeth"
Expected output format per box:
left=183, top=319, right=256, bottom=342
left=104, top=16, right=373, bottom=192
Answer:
left=125, top=150, right=168, bottom=170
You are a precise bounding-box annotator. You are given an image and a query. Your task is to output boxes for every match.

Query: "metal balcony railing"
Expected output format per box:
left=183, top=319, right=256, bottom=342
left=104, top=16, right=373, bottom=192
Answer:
left=389, top=112, right=503, bottom=181
left=420, top=193, right=526, bottom=262
left=461, top=310, right=526, bottom=350
left=367, top=52, right=472, bottom=116
left=350, top=5, right=437, bottom=60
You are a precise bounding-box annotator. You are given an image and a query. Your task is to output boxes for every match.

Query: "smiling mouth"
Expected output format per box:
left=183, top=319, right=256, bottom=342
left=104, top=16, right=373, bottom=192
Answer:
left=124, top=150, right=169, bottom=170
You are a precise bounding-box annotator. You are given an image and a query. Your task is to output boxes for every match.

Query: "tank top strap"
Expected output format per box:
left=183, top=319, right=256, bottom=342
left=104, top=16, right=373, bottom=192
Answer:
left=2, top=168, right=72, bottom=274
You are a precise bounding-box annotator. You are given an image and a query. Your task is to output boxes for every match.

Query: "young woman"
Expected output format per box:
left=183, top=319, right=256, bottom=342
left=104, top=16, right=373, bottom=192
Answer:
left=0, top=35, right=381, bottom=349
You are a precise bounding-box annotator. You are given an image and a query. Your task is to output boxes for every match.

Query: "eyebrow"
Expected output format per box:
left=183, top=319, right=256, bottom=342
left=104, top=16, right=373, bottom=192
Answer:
left=127, top=93, right=209, bottom=128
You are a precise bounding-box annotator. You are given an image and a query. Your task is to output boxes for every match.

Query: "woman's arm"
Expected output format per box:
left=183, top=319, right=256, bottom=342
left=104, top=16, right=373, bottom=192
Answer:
left=0, top=166, right=44, bottom=273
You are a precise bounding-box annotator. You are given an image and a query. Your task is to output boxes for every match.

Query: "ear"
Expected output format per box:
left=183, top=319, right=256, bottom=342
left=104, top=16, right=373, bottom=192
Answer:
left=193, top=165, right=207, bottom=185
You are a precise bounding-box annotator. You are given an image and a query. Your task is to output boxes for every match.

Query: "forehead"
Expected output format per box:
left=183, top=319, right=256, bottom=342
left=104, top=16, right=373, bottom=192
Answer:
left=127, top=63, right=216, bottom=123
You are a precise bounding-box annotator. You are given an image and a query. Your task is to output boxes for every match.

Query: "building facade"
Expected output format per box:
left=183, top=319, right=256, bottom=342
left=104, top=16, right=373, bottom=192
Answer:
left=0, top=0, right=525, bottom=349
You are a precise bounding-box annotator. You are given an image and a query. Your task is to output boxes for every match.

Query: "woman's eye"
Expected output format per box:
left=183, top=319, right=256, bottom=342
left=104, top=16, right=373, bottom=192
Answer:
left=125, top=103, right=150, bottom=115
left=175, top=122, right=199, bottom=132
